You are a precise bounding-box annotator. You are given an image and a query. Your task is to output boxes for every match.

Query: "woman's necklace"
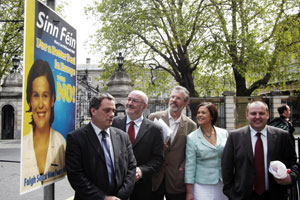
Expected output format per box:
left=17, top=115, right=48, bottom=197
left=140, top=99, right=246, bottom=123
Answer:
left=206, top=133, right=212, bottom=138
left=204, top=129, right=214, bottom=138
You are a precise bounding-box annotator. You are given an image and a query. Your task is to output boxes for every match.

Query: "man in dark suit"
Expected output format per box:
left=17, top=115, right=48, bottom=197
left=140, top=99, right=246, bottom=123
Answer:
left=112, top=90, right=164, bottom=200
left=66, top=93, right=136, bottom=200
left=222, top=101, right=299, bottom=200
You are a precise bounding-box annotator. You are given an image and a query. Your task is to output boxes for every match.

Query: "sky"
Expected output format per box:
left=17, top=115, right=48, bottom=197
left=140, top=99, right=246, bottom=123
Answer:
left=62, top=0, right=99, bottom=65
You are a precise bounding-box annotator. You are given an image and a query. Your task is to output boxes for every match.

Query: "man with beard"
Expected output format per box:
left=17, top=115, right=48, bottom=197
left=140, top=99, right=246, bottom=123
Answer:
left=148, top=86, right=197, bottom=200
left=112, top=90, right=164, bottom=200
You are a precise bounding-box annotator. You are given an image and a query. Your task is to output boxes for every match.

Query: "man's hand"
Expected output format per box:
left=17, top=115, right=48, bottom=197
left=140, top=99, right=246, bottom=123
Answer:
left=136, top=167, right=142, bottom=181
left=164, top=142, right=169, bottom=150
left=105, top=196, right=120, bottom=200
left=274, top=174, right=292, bottom=185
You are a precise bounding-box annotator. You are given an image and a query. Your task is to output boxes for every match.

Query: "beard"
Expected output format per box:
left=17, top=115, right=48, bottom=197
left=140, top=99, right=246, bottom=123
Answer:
left=169, top=103, right=181, bottom=113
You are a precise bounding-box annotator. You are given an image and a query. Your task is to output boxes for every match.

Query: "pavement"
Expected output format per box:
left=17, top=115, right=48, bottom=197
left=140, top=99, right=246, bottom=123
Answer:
left=0, top=139, right=75, bottom=200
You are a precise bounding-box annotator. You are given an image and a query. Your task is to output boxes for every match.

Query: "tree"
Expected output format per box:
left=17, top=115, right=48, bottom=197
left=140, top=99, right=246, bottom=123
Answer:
left=0, top=0, right=68, bottom=81
left=87, top=0, right=300, bottom=97
left=208, top=0, right=300, bottom=96
left=87, top=0, right=223, bottom=97
left=0, top=0, right=24, bottom=80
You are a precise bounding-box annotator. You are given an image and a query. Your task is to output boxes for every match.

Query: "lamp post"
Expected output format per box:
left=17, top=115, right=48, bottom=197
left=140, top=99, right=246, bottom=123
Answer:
left=12, top=54, right=20, bottom=73
left=44, top=1, right=56, bottom=199
left=116, top=52, right=124, bottom=71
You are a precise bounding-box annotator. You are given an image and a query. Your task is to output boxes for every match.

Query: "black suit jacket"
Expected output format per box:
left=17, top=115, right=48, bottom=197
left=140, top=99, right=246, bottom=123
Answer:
left=66, top=123, right=136, bottom=200
left=221, top=125, right=298, bottom=200
left=112, top=115, right=164, bottom=200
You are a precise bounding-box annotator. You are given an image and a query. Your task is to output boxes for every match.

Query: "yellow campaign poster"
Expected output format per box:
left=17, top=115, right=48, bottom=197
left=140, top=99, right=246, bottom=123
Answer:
left=21, top=0, right=76, bottom=194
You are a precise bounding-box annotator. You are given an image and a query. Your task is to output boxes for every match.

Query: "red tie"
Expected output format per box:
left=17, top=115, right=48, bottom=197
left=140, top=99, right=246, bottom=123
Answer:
left=128, top=121, right=135, bottom=145
left=254, top=132, right=265, bottom=195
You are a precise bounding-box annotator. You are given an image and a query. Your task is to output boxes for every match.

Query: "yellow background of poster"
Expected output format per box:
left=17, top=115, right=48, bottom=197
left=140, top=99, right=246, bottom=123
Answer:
left=23, top=0, right=35, bottom=137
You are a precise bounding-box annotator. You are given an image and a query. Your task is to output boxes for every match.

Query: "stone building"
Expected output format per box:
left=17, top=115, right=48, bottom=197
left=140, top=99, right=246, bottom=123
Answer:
left=76, top=58, right=104, bottom=126
left=76, top=56, right=133, bottom=127
left=0, top=68, right=23, bottom=139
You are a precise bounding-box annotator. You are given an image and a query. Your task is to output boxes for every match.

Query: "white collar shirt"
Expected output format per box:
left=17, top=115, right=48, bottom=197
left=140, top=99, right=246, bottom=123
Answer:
left=168, top=110, right=181, bottom=144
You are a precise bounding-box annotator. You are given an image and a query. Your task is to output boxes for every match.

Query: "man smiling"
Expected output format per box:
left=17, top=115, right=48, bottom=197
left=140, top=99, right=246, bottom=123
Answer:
left=112, top=90, right=164, bottom=200
left=222, top=101, right=299, bottom=200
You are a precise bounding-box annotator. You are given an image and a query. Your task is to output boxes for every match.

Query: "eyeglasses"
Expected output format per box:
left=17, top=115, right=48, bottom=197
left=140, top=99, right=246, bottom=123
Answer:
left=127, top=97, right=145, bottom=104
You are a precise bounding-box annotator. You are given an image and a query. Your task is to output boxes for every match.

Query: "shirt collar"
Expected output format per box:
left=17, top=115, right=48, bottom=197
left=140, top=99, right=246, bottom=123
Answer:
left=249, top=125, right=267, bottom=137
left=91, top=121, right=110, bottom=136
left=126, top=115, right=143, bottom=127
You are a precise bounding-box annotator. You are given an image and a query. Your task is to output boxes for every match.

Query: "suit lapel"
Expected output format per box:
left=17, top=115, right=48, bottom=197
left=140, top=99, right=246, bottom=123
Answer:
left=134, top=120, right=148, bottom=147
left=267, top=126, right=277, bottom=166
left=197, top=128, right=216, bottom=150
left=110, top=128, right=120, bottom=165
left=117, top=116, right=127, bottom=132
left=85, top=123, right=106, bottom=162
left=243, top=126, right=254, bottom=165
left=161, top=111, right=169, bottom=126
left=172, top=115, right=186, bottom=145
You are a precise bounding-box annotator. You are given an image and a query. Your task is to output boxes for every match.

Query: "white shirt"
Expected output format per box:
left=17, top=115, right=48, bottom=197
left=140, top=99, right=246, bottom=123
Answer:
left=126, top=115, right=143, bottom=139
left=249, top=125, right=269, bottom=190
left=168, top=110, right=181, bottom=144
left=91, top=121, right=115, bottom=167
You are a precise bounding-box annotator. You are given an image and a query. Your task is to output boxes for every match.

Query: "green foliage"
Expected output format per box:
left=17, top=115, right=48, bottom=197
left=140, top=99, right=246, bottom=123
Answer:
left=0, top=0, right=24, bottom=80
left=208, top=0, right=300, bottom=95
left=86, top=0, right=218, bottom=97
left=87, top=0, right=300, bottom=97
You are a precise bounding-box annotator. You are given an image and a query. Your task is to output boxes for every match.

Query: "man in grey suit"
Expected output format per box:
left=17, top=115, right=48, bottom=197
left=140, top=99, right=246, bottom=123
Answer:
left=112, top=90, right=164, bottom=200
left=222, top=101, right=299, bottom=200
left=148, top=86, right=197, bottom=200
left=66, top=93, right=136, bottom=200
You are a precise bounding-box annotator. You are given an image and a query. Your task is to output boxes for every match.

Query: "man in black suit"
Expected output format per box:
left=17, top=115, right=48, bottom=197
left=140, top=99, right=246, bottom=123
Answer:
left=66, top=93, right=136, bottom=200
left=112, top=90, right=164, bottom=200
left=221, top=101, right=299, bottom=200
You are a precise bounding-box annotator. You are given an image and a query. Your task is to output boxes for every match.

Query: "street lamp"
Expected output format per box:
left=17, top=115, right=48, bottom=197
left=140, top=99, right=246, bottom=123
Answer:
left=12, top=54, right=20, bottom=72
left=116, top=52, right=124, bottom=71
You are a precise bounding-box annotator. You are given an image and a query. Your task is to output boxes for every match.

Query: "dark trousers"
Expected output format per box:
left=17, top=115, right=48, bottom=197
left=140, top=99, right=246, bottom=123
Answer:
left=152, top=178, right=186, bottom=200
left=251, top=191, right=270, bottom=200
left=130, top=178, right=152, bottom=200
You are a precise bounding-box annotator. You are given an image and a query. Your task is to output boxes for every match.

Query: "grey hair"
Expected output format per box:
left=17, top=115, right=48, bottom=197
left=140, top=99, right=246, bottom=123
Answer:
left=130, top=90, right=148, bottom=104
left=171, top=86, right=190, bottom=102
